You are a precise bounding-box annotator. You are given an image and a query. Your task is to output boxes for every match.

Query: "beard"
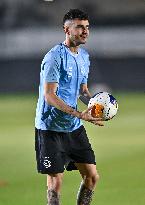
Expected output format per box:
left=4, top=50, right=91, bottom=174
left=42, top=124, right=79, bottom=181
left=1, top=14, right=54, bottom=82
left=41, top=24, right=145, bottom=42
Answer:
left=72, top=35, right=88, bottom=46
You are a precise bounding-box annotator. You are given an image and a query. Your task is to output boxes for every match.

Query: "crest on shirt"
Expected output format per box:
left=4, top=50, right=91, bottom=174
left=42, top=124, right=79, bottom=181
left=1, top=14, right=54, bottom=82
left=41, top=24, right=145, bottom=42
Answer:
left=67, top=67, right=73, bottom=77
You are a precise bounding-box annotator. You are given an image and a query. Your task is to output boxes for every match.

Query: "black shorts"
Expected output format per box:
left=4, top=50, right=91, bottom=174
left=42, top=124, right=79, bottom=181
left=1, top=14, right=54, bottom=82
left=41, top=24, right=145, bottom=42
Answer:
left=35, top=125, right=96, bottom=174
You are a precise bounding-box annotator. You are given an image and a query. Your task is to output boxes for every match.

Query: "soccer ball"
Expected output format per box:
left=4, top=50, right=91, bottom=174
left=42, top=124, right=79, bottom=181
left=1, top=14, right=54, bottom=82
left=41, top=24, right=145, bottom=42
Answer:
left=88, top=92, right=118, bottom=121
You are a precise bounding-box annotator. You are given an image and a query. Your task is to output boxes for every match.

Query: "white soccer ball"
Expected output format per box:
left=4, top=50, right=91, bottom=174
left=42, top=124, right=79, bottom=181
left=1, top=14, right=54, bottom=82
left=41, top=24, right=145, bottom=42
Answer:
left=88, top=92, right=118, bottom=121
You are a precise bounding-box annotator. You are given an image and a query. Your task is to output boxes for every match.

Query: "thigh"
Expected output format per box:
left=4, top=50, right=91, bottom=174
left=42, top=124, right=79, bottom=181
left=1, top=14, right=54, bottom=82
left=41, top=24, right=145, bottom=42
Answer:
left=35, top=128, right=65, bottom=174
left=65, top=126, right=96, bottom=171
left=68, top=126, right=96, bottom=165
left=47, top=173, right=64, bottom=189
left=69, top=125, right=92, bottom=150
left=74, top=163, right=97, bottom=177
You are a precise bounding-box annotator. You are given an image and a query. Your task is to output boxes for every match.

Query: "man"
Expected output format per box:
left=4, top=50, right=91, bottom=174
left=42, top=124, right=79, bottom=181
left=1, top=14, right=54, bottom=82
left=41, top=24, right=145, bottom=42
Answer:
left=35, top=9, right=104, bottom=205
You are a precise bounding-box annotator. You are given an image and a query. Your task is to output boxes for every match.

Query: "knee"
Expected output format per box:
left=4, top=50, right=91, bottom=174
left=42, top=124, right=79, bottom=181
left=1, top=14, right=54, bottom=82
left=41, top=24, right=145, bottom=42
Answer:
left=89, top=172, right=100, bottom=187
left=47, top=173, right=63, bottom=192
left=92, top=172, right=100, bottom=185
left=84, top=172, right=100, bottom=189
left=55, top=175, right=63, bottom=188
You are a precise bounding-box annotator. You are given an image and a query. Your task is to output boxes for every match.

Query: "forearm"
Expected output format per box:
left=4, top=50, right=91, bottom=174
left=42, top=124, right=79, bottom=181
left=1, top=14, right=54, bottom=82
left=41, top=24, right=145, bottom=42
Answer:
left=45, top=92, right=103, bottom=126
left=79, top=95, right=90, bottom=105
left=43, top=83, right=102, bottom=124
left=79, top=85, right=92, bottom=105
left=45, top=93, right=81, bottom=118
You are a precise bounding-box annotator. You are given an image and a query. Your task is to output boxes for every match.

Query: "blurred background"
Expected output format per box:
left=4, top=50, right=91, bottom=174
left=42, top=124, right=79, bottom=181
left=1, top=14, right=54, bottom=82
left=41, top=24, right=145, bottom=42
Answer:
left=0, top=1, right=145, bottom=205
left=0, top=0, right=145, bottom=93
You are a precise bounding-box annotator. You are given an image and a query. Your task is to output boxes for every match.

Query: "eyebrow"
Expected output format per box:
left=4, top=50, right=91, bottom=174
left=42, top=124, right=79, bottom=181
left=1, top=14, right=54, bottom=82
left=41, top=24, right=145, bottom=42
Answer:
left=76, top=24, right=89, bottom=28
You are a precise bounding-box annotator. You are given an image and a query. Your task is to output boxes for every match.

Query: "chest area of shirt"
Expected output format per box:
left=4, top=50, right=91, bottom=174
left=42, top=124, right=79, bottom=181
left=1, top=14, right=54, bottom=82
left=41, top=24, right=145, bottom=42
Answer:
left=63, top=55, right=86, bottom=78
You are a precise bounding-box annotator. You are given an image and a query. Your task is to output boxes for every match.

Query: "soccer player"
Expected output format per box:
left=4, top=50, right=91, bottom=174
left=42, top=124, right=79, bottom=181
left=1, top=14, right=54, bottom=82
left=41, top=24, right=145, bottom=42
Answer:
left=35, top=9, right=104, bottom=205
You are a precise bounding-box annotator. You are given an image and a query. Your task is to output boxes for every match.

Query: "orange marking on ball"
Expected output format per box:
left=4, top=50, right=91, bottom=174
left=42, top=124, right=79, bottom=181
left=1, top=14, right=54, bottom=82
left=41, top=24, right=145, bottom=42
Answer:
left=91, top=104, right=104, bottom=118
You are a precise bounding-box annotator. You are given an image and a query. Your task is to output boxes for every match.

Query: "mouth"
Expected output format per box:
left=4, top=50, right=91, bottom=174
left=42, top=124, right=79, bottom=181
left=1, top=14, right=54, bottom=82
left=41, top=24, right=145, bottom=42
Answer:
left=80, top=35, right=88, bottom=40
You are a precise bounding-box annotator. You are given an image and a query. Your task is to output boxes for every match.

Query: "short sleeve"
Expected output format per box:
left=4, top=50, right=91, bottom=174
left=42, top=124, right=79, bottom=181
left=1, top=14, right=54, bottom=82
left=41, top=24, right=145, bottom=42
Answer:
left=42, top=51, right=61, bottom=83
left=81, top=75, right=88, bottom=84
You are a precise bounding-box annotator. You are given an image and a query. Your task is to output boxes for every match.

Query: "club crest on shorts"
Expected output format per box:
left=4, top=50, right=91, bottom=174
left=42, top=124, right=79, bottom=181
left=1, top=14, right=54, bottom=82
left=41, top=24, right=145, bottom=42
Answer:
left=43, top=157, right=51, bottom=168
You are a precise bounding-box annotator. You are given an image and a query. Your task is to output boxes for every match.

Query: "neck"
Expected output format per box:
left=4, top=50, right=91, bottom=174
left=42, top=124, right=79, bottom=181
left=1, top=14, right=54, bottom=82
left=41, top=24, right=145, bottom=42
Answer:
left=64, top=40, right=79, bottom=54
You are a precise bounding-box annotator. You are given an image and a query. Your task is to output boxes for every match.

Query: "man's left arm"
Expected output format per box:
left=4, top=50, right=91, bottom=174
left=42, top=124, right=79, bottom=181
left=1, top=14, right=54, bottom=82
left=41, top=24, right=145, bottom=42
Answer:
left=79, top=83, right=92, bottom=105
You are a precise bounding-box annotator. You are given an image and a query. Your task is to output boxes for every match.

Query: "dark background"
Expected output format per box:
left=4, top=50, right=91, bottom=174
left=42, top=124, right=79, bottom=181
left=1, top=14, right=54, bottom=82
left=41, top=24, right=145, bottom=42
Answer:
left=0, top=0, right=145, bottom=93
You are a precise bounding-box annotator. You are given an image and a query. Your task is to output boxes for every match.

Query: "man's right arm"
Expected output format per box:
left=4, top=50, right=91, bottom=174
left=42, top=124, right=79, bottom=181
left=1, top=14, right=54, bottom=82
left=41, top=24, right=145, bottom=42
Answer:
left=44, top=82, right=81, bottom=118
left=44, top=82, right=104, bottom=126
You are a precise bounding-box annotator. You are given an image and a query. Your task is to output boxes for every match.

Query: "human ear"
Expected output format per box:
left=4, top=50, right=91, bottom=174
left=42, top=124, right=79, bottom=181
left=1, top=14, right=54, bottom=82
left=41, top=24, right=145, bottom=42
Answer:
left=63, top=25, right=70, bottom=35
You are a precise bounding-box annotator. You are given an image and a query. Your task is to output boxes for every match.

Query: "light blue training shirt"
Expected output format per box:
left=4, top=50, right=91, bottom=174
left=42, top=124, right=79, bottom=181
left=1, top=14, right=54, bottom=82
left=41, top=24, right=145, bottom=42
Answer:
left=35, top=43, right=90, bottom=132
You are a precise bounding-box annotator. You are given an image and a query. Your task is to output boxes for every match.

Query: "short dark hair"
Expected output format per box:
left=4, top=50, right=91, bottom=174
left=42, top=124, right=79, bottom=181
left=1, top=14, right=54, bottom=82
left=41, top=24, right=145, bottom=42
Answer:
left=63, top=9, right=89, bottom=25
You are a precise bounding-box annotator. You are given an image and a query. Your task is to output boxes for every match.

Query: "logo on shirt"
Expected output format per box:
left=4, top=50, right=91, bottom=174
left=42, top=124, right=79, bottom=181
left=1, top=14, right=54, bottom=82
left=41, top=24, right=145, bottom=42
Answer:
left=67, top=67, right=73, bottom=77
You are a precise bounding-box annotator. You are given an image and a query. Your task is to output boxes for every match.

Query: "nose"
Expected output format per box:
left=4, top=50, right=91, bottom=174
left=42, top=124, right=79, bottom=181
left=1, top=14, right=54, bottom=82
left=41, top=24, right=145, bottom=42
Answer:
left=83, top=27, right=89, bottom=34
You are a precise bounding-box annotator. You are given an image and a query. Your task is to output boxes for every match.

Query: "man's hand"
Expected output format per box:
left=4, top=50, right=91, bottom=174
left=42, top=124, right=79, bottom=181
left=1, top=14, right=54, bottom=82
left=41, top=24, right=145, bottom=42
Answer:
left=80, top=106, right=104, bottom=126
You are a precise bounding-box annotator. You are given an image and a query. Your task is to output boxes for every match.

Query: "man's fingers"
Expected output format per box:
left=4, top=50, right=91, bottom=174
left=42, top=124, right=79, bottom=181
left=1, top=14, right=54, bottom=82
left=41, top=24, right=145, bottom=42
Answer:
left=82, top=105, right=93, bottom=114
left=87, top=105, right=94, bottom=111
left=91, top=121, right=104, bottom=126
left=89, top=116, right=103, bottom=121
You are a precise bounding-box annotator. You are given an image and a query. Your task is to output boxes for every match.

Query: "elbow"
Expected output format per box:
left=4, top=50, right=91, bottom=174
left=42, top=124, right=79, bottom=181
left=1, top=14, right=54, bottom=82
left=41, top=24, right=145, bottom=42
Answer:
left=44, top=92, right=56, bottom=106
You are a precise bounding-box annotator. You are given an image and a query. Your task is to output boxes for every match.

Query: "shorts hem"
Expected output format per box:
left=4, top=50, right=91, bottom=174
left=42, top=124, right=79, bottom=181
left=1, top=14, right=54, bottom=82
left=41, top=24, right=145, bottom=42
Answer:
left=37, top=169, right=64, bottom=174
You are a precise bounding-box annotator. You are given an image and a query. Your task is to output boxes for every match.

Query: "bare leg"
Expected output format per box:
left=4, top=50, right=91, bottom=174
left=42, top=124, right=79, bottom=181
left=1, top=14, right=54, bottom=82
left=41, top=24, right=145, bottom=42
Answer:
left=47, top=173, right=63, bottom=205
left=77, top=180, right=94, bottom=205
left=75, top=163, right=100, bottom=205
